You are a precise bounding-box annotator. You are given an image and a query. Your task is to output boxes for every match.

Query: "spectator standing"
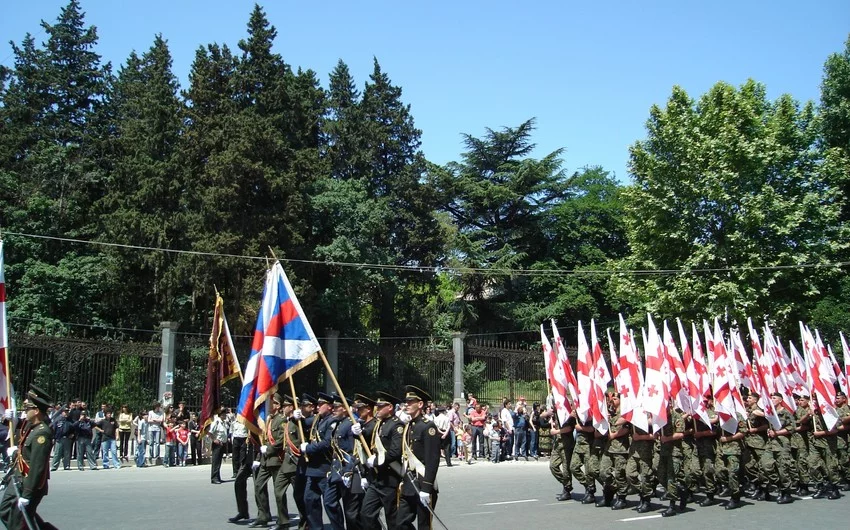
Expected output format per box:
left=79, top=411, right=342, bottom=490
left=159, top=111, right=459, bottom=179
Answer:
left=96, top=408, right=121, bottom=469
left=176, top=421, right=190, bottom=466
left=92, top=402, right=107, bottom=456
left=486, top=420, right=503, bottom=463
left=118, top=405, right=133, bottom=463
left=50, top=408, right=72, bottom=471
left=447, top=403, right=461, bottom=460
left=135, top=410, right=149, bottom=467
left=514, top=406, right=529, bottom=460
left=165, top=418, right=178, bottom=467
left=468, top=404, right=487, bottom=459
left=174, top=401, right=190, bottom=424
left=147, top=403, right=164, bottom=465
left=209, top=410, right=228, bottom=483
left=434, top=407, right=453, bottom=467
left=499, top=400, right=515, bottom=460
left=188, top=412, right=201, bottom=465
left=73, top=410, right=97, bottom=470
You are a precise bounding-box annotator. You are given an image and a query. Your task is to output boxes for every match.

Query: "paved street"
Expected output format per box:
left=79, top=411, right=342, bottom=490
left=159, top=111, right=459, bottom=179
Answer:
left=36, top=458, right=849, bottom=529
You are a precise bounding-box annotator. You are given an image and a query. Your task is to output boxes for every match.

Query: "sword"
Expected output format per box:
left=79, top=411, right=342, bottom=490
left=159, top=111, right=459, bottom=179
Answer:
left=3, top=459, right=38, bottom=530
left=405, top=470, right=449, bottom=530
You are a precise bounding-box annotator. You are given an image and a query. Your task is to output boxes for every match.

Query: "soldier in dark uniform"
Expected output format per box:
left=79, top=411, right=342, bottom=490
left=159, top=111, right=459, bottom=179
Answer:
left=346, top=394, right=377, bottom=529
left=328, top=393, right=362, bottom=530
left=300, top=392, right=345, bottom=530
left=361, top=391, right=404, bottom=530
left=397, top=385, right=441, bottom=530
left=228, top=429, right=258, bottom=524
left=248, top=393, right=287, bottom=528
left=0, top=385, right=58, bottom=530
left=278, top=394, right=302, bottom=530
left=292, top=393, right=316, bottom=530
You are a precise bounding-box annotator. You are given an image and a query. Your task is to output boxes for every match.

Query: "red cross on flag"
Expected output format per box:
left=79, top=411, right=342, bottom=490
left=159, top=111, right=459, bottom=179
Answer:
left=643, top=315, right=669, bottom=433
left=590, top=319, right=611, bottom=434
left=800, top=322, right=839, bottom=430
left=552, top=321, right=579, bottom=407
left=617, top=314, right=648, bottom=433
left=678, top=319, right=710, bottom=426
left=541, top=324, right=571, bottom=425
left=788, top=341, right=810, bottom=397
left=708, top=319, right=746, bottom=434
left=576, top=321, right=594, bottom=425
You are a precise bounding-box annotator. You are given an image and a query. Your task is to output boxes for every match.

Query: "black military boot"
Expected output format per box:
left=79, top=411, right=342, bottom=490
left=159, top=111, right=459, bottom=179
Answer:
left=678, top=487, right=689, bottom=511
left=699, top=493, right=717, bottom=507
left=752, top=487, right=766, bottom=501
left=827, top=484, right=841, bottom=500
left=596, top=486, right=614, bottom=507
left=812, top=482, right=827, bottom=499
left=724, top=494, right=743, bottom=510
left=776, top=490, right=793, bottom=504
left=762, top=488, right=774, bottom=502
left=555, top=485, right=572, bottom=501
left=660, top=500, right=678, bottom=517
left=718, top=486, right=732, bottom=497
left=635, top=497, right=652, bottom=513
left=611, top=495, right=628, bottom=510
left=743, top=483, right=757, bottom=496
left=581, top=486, right=596, bottom=504
left=795, top=484, right=810, bottom=496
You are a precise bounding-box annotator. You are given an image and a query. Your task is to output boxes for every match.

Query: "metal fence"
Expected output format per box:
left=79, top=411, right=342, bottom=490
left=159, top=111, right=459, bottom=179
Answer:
left=9, top=334, right=161, bottom=405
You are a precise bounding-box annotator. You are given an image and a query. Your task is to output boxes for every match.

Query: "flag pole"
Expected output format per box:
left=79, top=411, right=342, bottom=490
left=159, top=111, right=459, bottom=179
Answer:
left=0, top=236, right=13, bottom=448
left=317, top=349, right=373, bottom=457
left=287, top=376, right=308, bottom=461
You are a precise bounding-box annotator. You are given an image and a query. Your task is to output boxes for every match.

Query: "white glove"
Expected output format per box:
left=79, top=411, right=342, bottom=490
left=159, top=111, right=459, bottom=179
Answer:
left=397, top=412, right=411, bottom=424
left=300, top=442, right=308, bottom=452
left=360, top=477, right=369, bottom=490
left=3, top=409, right=13, bottom=420
left=365, top=455, right=376, bottom=468
left=251, top=461, right=260, bottom=471
left=351, top=422, right=363, bottom=436
left=292, top=409, right=303, bottom=420
left=418, top=491, right=430, bottom=507
left=259, top=445, right=268, bottom=454
left=17, top=497, right=29, bottom=510
left=6, top=446, right=17, bottom=458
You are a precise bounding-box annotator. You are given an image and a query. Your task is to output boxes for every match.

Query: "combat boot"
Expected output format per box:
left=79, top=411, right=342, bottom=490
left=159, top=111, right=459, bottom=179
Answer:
left=596, top=486, right=614, bottom=508
left=718, top=486, right=732, bottom=497
left=812, top=483, right=827, bottom=499
left=794, top=484, right=810, bottom=496
left=762, top=488, right=774, bottom=502
left=698, top=493, right=717, bottom=507
left=678, top=486, right=689, bottom=511
left=776, top=490, right=793, bottom=504
left=611, top=495, right=628, bottom=510
left=581, top=486, right=596, bottom=505
left=660, top=500, right=677, bottom=517
left=752, top=487, right=766, bottom=501
left=555, top=485, right=572, bottom=501
left=635, top=497, right=652, bottom=513
left=724, top=494, right=743, bottom=510
left=826, top=484, right=841, bottom=500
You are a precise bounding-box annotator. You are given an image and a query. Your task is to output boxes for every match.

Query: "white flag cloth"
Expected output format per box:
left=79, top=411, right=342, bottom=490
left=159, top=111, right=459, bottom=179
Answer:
left=644, top=315, right=669, bottom=432
left=541, top=324, right=571, bottom=425
left=617, top=314, right=649, bottom=432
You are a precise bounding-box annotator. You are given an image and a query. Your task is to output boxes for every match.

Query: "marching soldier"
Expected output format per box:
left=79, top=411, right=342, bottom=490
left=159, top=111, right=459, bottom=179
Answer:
left=767, top=392, right=795, bottom=504
left=328, top=393, right=363, bottom=530
left=292, top=393, right=317, bottom=530
left=571, top=417, right=596, bottom=504
left=300, top=392, right=345, bottom=530
left=625, top=413, right=655, bottom=513
left=743, top=392, right=770, bottom=500
left=361, top=391, right=404, bottom=529
left=543, top=404, right=576, bottom=502
left=272, top=394, right=299, bottom=530
left=716, top=414, right=747, bottom=510
left=792, top=394, right=812, bottom=495
left=249, top=393, right=288, bottom=529
left=228, top=430, right=258, bottom=524
left=0, top=385, right=58, bottom=530
left=347, top=394, right=377, bottom=527
left=835, top=391, right=850, bottom=487
left=600, top=393, right=630, bottom=510
left=398, top=385, right=441, bottom=530
left=808, top=395, right=841, bottom=500
left=693, top=397, right=720, bottom=506
left=659, top=403, right=688, bottom=517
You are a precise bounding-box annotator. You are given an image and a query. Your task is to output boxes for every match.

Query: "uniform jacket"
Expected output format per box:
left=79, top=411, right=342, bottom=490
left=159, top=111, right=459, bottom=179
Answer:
left=401, top=414, right=440, bottom=495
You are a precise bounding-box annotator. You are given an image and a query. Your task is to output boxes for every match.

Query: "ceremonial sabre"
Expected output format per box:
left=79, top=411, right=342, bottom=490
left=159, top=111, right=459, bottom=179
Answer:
left=405, top=470, right=449, bottom=530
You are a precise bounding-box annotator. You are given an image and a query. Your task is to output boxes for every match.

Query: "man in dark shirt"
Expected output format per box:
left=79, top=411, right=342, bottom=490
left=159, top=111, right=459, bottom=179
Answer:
left=50, top=409, right=72, bottom=471
left=95, top=409, right=121, bottom=469
left=74, top=411, right=98, bottom=470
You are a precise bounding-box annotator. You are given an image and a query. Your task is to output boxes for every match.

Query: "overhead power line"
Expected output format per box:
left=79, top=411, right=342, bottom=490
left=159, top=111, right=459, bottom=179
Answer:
left=3, top=231, right=847, bottom=278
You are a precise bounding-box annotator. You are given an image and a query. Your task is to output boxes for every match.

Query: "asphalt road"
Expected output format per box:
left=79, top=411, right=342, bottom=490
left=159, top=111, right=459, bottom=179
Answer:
left=35, top=458, right=850, bottom=529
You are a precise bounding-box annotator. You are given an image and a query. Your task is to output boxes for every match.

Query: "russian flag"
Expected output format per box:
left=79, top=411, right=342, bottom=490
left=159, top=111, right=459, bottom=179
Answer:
left=237, top=261, right=320, bottom=432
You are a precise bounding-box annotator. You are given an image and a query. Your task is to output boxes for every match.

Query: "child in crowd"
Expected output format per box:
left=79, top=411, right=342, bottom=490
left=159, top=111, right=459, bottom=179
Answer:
left=176, top=421, right=190, bottom=466
left=486, top=420, right=503, bottom=463
left=462, top=424, right=473, bottom=465
left=164, top=419, right=177, bottom=467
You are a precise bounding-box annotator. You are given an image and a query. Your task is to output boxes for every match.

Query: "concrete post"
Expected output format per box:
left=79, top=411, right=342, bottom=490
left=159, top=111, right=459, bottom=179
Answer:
left=159, top=322, right=179, bottom=403
left=324, top=329, right=340, bottom=394
left=452, top=332, right=466, bottom=405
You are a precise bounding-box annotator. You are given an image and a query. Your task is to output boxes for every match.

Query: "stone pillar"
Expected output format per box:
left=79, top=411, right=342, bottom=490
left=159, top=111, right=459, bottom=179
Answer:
left=159, top=322, right=179, bottom=403
left=452, top=332, right=466, bottom=405
left=324, top=329, right=339, bottom=394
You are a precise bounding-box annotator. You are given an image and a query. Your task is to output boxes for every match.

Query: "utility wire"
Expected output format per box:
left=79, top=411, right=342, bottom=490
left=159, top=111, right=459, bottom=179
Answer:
left=4, top=231, right=847, bottom=278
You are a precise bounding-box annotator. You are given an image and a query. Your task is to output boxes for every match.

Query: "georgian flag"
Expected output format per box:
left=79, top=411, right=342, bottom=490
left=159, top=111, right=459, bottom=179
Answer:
left=0, top=241, right=12, bottom=414
left=644, top=315, right=669, bottom=432
left=541, top=324, right=571, bottom=425
left=617, top=314, right=649, bottom=433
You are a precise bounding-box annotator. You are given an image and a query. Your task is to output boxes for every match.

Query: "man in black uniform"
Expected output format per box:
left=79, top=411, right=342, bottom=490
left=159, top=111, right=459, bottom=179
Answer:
left=398, top=385, right=441, bottom=530
left=300, top=392, right=345, bottom=530
left=228, top=429, right=257, bottom=524
left=291, top=393, right=316, bottom=530
left=0, top=385, right=58, bottom=530
left=361, top=391, right=404, bottom=529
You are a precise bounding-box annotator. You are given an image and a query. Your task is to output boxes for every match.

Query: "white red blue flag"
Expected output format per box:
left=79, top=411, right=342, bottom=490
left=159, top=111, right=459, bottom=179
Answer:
left=237, top=262, right=320, bottom=432
left=0, top=240, right=11, bottom=414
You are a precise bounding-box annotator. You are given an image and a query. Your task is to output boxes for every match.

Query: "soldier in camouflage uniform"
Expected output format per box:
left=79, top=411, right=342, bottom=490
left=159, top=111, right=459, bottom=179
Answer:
left=715, top=415, right=747, bottom=510
left=767, top=392, right=795, bottom=504
left=658, top=404, right=688, bottom=517
left=809, top=395, right=842, bottom=500
left=571, top=417, right=597, bottom=504
left=545, top=407, right=576, bottom=501
left=744, top=392, right=771, bottom=501
left=625, top=415, right=656, bottom=513
left=834, top=391, right=850, bottom=489
left=792, top=394, right=812, bottom=495
left=599, top=395, right=630, bottom=510
left=693, top=398, right=720, bottom=506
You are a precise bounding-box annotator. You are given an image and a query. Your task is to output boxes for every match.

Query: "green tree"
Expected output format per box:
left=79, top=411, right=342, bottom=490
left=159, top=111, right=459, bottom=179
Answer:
left=615, top=81, right=846, bottom=336
left=94, top=356, right=157, bottom=414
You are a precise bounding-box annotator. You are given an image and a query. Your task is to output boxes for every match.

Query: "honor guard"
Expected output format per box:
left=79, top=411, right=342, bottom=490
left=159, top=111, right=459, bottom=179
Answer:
left=250, top=393, right=288, bottom=529
left=0, top=385, right=58, bottom=530
left=346, top=394, right=377, bottom=529
left=328, top=393, right=363, bottom=530
left=398, top=385, right=441, bottom=530
left=277, top=394, right=302, bottom=530
left=300, top=392, right=345, bottom=530
left=292, top=393, right=317, bottom=530
left=361, top=392, right=404, bottom=529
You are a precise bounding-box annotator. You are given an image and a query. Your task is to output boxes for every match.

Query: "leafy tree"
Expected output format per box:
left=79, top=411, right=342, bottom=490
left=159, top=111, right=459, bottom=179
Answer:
left=615, top=81, right=846, bottom=336
left=94, top=355, right=156, bottom=414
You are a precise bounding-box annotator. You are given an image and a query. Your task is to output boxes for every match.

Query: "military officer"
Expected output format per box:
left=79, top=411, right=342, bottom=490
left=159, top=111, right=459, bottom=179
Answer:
left=0, top=385, right=57, bottom=530
left=328, top=393, right=362, bottom=530
left=292, top=393, right=316, bottom=530
left=398, top=385, right=441, bottom=530
left=300, top=392, right=345, bottom=530
left=271, top=394, right=299, bottom=530
left=250, top=393, right=288, bottom=528
left=361, top=391, right=404, bottom=530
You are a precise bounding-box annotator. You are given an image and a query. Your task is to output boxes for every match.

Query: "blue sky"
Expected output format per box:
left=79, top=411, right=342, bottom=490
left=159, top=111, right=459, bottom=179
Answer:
left=3, top=1, right=848, bottom=181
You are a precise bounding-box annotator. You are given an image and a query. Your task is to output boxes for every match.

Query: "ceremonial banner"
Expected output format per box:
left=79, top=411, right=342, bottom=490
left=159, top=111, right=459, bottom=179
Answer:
left=237, top=262, right=321, bottom=432
left=644, top=315, right=669, bottom=432
left=617, top=315, right=648, bottom=432
left=200, top=293, right=244, bottom=434
left=541, top=325, right=571, bottom=425
left=590, top=320, right=611, bottom=434
left=552, top=321, right=579, bottom=407
left=800, top=323, right=839, bottom=430
left=0, top=241, right=11, bottom=414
